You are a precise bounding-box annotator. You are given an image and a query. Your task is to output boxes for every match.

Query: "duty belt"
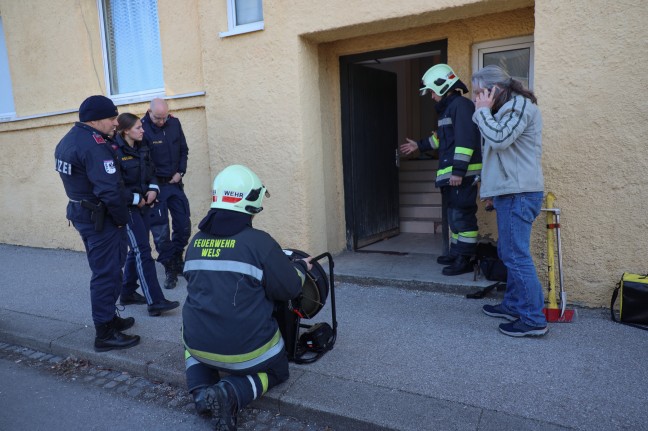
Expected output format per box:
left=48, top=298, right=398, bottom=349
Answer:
left=157, top=176, right=173, bottom=183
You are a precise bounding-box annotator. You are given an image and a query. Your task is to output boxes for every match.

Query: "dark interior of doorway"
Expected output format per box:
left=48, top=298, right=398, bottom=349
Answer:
left=340, top=41, right=448, bottom=257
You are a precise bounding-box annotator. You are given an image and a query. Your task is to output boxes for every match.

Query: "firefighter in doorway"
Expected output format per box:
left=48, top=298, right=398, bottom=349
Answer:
left=400, top=64, right=482, bottom=276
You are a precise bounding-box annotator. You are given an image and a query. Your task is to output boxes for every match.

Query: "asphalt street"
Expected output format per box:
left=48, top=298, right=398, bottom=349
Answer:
left=1, top=243, right=647, bottom=430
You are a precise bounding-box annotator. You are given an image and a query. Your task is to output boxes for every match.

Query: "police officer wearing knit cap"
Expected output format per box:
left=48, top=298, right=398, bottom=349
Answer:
left=55, top=95, right=140, bottom=352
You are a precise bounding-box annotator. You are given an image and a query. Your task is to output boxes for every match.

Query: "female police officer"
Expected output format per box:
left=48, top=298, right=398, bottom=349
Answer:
left=114, top=113, right=180, bottom=317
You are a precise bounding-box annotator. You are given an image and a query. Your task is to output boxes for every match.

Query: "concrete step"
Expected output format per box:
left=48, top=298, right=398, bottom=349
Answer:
left=400, top=218, right=441, bottom=234
left=399, top=158, right=438, bottom=171
left=399, top=205, right=442, bottom=219
left=400, top=182, right=438, bottom=193
left=400, top=192, right=442, bottom=205
left=399, top=169, right=436, bottom=182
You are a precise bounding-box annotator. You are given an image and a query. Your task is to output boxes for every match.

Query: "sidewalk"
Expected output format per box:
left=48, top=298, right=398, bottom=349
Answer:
left=1, top=243, right=647, bottom=430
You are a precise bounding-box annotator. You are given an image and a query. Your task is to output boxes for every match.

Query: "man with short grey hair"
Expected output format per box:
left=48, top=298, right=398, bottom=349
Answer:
left=141, top=98, right=191, bottom=290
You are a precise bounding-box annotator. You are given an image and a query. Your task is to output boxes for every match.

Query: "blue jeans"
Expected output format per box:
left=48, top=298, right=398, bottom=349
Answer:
left=493, top=192, right=547, bottom=327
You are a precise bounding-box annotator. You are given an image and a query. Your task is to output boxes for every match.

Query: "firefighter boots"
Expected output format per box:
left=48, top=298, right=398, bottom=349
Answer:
left=442, top=255, right=474, bottom=276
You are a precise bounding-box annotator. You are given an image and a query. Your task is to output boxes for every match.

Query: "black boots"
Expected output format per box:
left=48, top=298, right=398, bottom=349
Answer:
left=192, top=387, right=211, bottom=416
left=206, top=381, right=239, bottom=431
left=163, top=254, right=185, bottom=289
left=147, top=299, right=180, bottom=316
left=164, top=263, right=178, bottom=289
left=111, top=314, right=135, bottom=331
left=119, top=291, right=147, bottom=305
left=441, top=255, right=474, bottom=276
left=94, top=320, right=140, bottom=352
left=436, top=255, right=455, bottom=265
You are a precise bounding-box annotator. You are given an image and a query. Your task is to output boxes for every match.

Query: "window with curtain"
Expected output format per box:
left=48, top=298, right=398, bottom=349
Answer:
left=220, top=0, right=264, bottom=37
left=472, top=36, right=534, bottom=90
left=100, top=0, right=164, bottom=97
left=0, top=16, right=16, bottom=120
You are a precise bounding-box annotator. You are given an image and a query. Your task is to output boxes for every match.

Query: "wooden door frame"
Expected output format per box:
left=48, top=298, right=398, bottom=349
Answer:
left=339, top=40, right=448, bottom=250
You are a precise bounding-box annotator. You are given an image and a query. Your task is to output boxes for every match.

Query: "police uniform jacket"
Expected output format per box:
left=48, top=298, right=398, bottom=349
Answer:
left=417, top=91, right=482, bottom=188
left=114, top=134, right=160, bottom=206
left=182, top=210, right=307, bottom=371
left=141, top=112, right=188, bottom=178
left=54, top=122, right=128, bottom=226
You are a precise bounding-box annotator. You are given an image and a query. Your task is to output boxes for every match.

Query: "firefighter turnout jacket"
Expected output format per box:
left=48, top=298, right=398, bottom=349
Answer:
left=416, top=91, right=482, bottom=187
left=182, top=212, right=308, bottom=372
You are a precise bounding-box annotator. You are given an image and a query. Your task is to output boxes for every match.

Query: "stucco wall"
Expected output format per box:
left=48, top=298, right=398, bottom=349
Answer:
left=0, top=100, right=208, bottom=253
left=1, top=0, right=106, bottom=115
left=2, top=0, right=645, bottom=307
left=535, top=0, right=648, bottom=305
left=0, top=0, right=208, bottom=251
left=197, top=0, right=534, bottom=254
left=314, top=8, right=535, bottom=255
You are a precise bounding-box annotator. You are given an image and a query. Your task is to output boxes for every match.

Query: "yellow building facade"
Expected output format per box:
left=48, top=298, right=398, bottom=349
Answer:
left=0, top=0, right=646, bottom=307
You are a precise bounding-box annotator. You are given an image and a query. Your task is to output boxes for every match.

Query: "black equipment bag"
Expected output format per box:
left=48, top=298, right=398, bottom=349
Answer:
left=610, top=272, right=648, bottom=330
left=466, top=242, right=506, bottom=299
left=476, top=242, right=507, bottom=282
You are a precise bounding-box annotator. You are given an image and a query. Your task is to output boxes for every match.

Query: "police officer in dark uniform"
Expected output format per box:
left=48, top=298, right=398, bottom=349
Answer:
left=114, top=112, right=180, bottom=316
left=141, top=98, right=191, bottom=290
left=54, top=95, right=140, bottom=352
left=182, top=165, right=312, bottom=430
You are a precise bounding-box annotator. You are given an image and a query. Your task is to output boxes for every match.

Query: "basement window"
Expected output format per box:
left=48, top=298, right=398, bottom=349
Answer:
left=219, top=0, right=264, bottom=38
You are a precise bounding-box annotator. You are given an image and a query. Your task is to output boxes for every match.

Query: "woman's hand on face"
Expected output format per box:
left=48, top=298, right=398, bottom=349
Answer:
left=475, top=86, right=498, bottom=110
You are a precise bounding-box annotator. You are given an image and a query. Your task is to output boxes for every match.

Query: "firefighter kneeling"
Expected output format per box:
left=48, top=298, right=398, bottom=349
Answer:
left=182, top=164, right=312, bottom=431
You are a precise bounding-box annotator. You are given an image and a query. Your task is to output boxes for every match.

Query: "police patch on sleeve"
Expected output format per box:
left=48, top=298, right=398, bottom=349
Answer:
left=103, top=159, right=117, bottom=174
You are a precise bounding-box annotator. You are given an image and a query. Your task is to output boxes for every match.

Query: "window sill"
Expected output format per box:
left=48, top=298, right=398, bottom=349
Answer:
left=219, top=21, right=264, bottom=38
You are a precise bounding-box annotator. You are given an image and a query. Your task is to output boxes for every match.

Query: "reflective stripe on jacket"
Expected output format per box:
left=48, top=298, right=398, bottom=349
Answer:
left=182, top=226, right=305, bottom=368
left=417, top=92, right=482, bottom=187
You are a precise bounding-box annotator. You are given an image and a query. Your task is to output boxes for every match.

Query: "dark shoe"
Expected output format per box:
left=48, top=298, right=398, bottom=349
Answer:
left=174, top=254, right=186, bottom=280
left=147, top=299, right=180, bottom=316
left=436, top=255, right=455, bottom=265
left=120, top=292, right=147, bottom=305
left=192, top=388, right=211, bottom=416
left=499, top=319, right=548, bottom=337
left=94, top=324, right=140, bottom=352
left=441, top=255, right=474, bottom=276
left=111, top=314, right=135, bottom=331
left=164, top=261, right=178, bottom=289
left=164, top=272, right=178, bottom=289
left=206, top=381, right=238, bottom=431
left=482, top=304, right=518, bottom=321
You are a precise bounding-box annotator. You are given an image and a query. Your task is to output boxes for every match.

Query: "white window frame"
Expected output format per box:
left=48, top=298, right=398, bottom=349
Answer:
left=472, top=36, right=534, bottom=90
left=97, top=0, right=165, bottom=105
left=219, top=0, right=264, bottom=38
left=0, top=16, right=16, bottom=121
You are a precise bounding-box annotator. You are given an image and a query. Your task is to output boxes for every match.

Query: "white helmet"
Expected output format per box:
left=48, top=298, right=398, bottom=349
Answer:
left=211, top=164, right=269, bottom=214
left=419, top=64, right=460, bottom=97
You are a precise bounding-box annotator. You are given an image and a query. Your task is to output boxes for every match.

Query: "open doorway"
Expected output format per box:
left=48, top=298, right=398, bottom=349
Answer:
left=340, top=40, right=448, bottom=255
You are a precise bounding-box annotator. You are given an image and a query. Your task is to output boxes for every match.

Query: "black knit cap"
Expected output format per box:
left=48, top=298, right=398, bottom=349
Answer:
left=79, top=95, right=118, bottom=122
